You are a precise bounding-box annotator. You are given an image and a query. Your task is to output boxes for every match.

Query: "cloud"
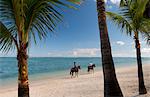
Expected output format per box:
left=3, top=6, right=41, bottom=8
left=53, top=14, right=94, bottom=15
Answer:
left=112, top=51, right=135, bottom=57
left=116, top=41, right=125, bottom=46
left=93, top=0, right=121, bottom=5
left=48, top=48, right=100, bottom=57
left=48, top=51, right=71, bottom=57
left=110, top=0, right=121, bottom=5
left=132, top=47, right=150, bottom=57
left=93, top=0, right=107, bottom=3
left=113, top=47, right=150, bottom=57
left=72, top=48, right=100, bottom=57
left=141, top=48, right=150, bottom=53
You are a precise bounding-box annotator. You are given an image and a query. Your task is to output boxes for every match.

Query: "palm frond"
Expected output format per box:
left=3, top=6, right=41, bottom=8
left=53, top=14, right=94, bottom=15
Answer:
left=133, top=0, right=149, bottom=22
left=139, top=18, right=150, bottom=45
left=106, top=11, right=132, bottom=35
left=142, top=32, right=150, bottom=45
left=120, top=0, right=127, bottom=7
left=67, top=0, right=83, bottom=5
left=0, top=21, right=18, bottom=53
left=0, top=0, right=17, bottom=31
left=139, top=18, right=150, bottom=33
left=24, top=0, right=77, bottom=44
left=144, top=0, right=150, bottom=18
left=110, top=0, right=150, bottom=45
left=0, top=0, right=78, bottom=50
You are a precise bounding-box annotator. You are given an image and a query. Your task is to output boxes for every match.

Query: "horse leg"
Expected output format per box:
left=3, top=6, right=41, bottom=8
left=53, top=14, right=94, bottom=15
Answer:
left=73, top=72, right=76, bottom=78
left=73, top=72, right=74, bottom=78
left=75, top=72, right=77, bottom=77
left=92, top=70, right=94, bottom=75
left=71, top=72, right=72, bottom=78
left=87, top=68, right=89, bottom=73
left=71, top=72, right=73, bottom=78
left=75, top=72, right=78, bottom=77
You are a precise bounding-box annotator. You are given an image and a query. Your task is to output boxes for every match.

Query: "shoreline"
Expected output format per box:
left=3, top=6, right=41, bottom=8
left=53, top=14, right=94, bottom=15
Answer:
left=0, top=63, right=137, bottom=88
left=0, top=64, right=149, bottom=97
left=0, top=66, right=102, bottom=88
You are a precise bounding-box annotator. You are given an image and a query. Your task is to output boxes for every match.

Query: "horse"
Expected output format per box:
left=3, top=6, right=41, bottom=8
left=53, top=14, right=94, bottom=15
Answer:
left=70, top=65, right=81, bottom=78
left=87, top=64, right=96, bottom=73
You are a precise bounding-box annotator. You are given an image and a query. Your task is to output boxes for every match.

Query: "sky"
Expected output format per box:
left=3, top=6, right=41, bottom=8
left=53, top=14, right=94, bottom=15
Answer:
left=0, top=0, right=150, bottom=57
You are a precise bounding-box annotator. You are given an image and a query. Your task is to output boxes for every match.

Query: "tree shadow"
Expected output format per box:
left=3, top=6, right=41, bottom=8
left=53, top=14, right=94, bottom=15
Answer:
left=132, top=94, right=149, bottom=97
left=132, top=94, right=140, bottom=97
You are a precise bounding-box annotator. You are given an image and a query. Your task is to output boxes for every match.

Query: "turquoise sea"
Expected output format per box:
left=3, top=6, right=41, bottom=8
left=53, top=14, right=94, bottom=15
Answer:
left=0, top=57, right=150, bottom=87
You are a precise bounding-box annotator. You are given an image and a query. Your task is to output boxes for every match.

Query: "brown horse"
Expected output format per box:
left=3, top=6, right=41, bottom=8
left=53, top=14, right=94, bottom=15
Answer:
left=70, top=66, right=81, bottom=78
left=87, top=64, right=96, bottom=73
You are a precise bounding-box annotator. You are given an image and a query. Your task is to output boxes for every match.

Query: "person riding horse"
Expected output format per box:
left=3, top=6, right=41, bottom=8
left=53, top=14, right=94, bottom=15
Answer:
left=70, top=62, right=81, bottom=78
left=87, top=63, right=96, bottom=73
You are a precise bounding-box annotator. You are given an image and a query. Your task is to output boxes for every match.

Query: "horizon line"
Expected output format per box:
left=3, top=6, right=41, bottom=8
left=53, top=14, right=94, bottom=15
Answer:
left=0, top=56, right=150, bottom=58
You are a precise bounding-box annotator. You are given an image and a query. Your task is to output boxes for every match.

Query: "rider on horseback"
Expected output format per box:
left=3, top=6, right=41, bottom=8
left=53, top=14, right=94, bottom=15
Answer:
left=89, top=62, right=93, bottom=66
left=70, top=62, right=81, bottom=78
left=74, top=62, right=76, bottom=68
left=87, top=62, right=96, bottom=73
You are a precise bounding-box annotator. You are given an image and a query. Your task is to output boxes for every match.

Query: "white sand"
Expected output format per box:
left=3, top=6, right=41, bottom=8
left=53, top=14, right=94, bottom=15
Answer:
left=0, top=65, right=149, bottom=97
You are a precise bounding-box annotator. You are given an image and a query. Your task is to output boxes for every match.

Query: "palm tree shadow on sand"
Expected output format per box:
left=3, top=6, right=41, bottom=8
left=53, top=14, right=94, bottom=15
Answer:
left=132, top=94, right=148, bottom=97
left=132, top=94, right=141, bottom=97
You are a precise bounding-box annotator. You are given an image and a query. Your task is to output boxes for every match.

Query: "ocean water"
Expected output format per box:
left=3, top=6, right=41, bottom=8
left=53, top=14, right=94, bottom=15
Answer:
left=0, top=57, right=150, bottom=86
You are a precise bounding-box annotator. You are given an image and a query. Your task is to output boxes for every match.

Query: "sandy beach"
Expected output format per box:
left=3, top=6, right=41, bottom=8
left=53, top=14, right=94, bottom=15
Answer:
left=0, top=65, right=149, bottom=97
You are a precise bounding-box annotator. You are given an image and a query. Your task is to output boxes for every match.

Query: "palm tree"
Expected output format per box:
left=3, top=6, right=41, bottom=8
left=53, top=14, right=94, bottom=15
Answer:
left=96, top=0, right=123, bottom=96
left=106, top=0, right=150, bottom=94
left=0, top=0, right=77, bottom=97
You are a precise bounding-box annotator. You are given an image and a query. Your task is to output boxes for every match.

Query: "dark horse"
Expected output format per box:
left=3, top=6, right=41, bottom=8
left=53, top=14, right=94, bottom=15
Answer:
left=87, top=64, right=96, bottom=73
left=70, top=66, right=81, bottom=78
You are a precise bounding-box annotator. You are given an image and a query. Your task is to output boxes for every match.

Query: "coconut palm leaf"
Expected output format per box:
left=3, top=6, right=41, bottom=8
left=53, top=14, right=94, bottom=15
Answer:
left=121, top=0, right=150, bottom=45
left=0, top=21, right=18, bottom=53
left=106, top=0, right=150, bottom=43
left=143, top=32, right=150, bottom=45
left=106, top=11, right=132, bottom=35
left=144, top=0, right=150, bottom=18
left=24, top=0, right=77, bottom=42
left=67, top=0, right=83, bottom=5
left=0, top=0, right=78, bottom=52
left=120, top=0, right=128, bottom=7
left=139, top=18, right=150, bottom=45
left=132, top=0, right=149, bottom=26
left=139, top=18, right=150, bottom=32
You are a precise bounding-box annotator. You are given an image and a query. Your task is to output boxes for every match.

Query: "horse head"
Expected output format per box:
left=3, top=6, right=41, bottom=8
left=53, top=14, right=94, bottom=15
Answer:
left=77, top=65, right=81, bottom=69
left=92, top=64, right=96, bottom=67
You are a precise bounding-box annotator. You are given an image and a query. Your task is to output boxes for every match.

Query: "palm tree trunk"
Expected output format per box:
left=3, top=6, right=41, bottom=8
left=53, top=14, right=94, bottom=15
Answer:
left=17, top=44, right=29, bottom=97
left=97, top=0, right=123, bottom=97
left=134, top=34, right=147, bottom=94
